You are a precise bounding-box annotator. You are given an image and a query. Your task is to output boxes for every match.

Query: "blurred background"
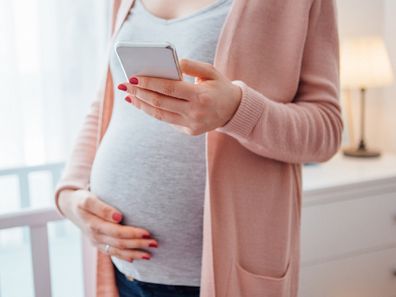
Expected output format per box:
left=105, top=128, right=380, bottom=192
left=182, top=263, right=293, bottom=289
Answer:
left=0, top=0, right=395, bottom=297
left=0, top=1, right=109, bottom=296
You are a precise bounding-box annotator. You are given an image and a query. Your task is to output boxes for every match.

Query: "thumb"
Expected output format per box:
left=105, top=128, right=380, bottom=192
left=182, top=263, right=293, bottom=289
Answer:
left=78, top=191, right=123, bottom=224
left=179, top=58, right=219, bottom=80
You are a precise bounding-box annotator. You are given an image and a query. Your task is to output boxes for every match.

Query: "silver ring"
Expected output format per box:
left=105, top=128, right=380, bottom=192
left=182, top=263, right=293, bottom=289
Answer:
left=104, top=244, right=111, bottom=255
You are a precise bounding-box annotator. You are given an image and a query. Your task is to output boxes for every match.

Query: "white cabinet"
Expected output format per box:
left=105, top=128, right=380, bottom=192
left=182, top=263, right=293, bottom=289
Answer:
left=300, top=247, right=396, bottom=297
left=300, top=152, right=396, bottom=297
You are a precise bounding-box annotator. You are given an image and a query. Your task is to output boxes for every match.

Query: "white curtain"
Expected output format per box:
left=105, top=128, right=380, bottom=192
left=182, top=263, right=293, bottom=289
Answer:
left=0, top=0, right=111, bottom=168
left=0, top=2, right=111, bottom=296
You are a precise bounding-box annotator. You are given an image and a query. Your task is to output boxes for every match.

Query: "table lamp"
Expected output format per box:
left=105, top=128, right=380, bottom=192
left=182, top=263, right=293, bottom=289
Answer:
left=340, top=36, right=394, bottom=158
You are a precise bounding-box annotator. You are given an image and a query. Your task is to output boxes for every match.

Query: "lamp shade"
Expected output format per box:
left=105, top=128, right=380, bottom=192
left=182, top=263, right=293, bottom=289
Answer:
left=340, top=36, right=394, bottom=89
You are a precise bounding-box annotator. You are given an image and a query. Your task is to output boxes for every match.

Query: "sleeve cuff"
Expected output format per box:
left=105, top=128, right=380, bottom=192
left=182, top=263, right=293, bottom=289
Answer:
left=53, top=182, right=87, bottom=218
left=215, top=80, right=266, bottom=140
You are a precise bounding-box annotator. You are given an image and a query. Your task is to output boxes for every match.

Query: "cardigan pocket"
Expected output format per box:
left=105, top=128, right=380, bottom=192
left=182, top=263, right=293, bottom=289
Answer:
left=227, top=258, right=292, bottom=297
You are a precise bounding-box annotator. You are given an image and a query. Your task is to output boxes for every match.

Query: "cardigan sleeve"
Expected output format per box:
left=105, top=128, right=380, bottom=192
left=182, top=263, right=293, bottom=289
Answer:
left=53, top=98, right=100, bottom=217
left=215, top=0, right=343, bottom=164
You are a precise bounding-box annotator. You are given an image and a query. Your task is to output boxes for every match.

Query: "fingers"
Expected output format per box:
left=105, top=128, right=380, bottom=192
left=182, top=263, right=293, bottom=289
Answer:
left=179, top=58, right=219, bottom=80
left=125, top=75, right=198, bottom=101
left=125, top=86, right=189, bottom=115
left=95, top=233, right=158, bottom=251
left=128, top=95, right=189, bottom=127
left=74, top=191, right=158, bottom=263
left=77, top=193, right=123, bottom=223
left=99, top=243, right=152, bottom=262
left=82, top=209, right=152, bottom=239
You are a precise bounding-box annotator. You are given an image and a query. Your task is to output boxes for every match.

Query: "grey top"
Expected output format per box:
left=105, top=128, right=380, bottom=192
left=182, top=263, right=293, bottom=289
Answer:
left=89, top=0, right=232, bottom=286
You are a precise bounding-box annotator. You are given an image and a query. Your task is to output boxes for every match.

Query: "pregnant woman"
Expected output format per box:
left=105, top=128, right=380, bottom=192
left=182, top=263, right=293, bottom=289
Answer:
left=54, top=0, right=343, bottom=296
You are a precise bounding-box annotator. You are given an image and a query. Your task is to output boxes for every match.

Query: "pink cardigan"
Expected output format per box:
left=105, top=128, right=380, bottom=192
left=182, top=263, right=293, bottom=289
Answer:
left=54, top=0, right=343, bottom=296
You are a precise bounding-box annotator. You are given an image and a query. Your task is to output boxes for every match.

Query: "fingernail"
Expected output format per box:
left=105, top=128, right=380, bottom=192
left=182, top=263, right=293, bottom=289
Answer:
left=129, top=77, right=138, bottom=85
left=149, top=242, right=158, bottom=248
left=142, top=234, right=151, bottom=239
left=125, top=96, right=132, bottom=103
left=128, top=258, right=134, bottom=262
left=142, top=255, right=151, bottom=260
left=112, top=212, right=122, bottom=222
left=118, top=83, right=127, bottom=91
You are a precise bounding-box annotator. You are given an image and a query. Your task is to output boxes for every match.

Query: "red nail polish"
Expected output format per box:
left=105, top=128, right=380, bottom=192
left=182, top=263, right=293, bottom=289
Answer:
left=142, top=234, right=151, bottom=239
left=125, top=96, right=132, bottom=103
left=112, top=212, right=122, bottom=222
left=118, top=84, right=127, bottom=91
left=129, top=258, right=134, bottom=262
left=129, top=77, right=138, bottom=85
left=142, top=255, right=151, bottom=260
left=149, top=243, right=158, bottom=248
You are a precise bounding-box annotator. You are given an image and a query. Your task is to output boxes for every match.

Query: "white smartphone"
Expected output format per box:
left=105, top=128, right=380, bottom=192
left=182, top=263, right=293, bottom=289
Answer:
left=114, top=41, right=183, bottom=81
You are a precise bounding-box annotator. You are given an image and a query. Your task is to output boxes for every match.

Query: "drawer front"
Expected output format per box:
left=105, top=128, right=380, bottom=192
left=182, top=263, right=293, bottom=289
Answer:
left=301, top=192, right=396, bottom=264
left=298, top=247, right=396, bottom=297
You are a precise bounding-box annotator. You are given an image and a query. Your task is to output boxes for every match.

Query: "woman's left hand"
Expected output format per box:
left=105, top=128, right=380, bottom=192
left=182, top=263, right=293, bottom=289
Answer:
left=117, top=58, right=242, bottom=135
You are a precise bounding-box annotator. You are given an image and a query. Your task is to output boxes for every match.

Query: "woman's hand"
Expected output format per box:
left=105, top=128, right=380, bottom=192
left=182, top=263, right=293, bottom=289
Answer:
left=58, top=189, right=158, bottom=262
left=117, top=58, right=242, bottom=135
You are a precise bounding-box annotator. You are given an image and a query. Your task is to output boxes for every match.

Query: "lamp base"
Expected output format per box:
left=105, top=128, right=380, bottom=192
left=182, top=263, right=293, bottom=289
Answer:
left=342, top=147, right=381, bottom=158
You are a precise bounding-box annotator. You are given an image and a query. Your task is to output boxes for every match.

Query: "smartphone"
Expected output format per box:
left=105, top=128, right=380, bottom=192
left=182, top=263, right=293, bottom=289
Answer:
left=114, top=41, right=183, bottom=81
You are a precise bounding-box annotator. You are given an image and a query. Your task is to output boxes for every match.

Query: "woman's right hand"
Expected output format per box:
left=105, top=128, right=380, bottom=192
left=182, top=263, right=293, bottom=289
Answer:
left=58, top=189, right=157, bottom=262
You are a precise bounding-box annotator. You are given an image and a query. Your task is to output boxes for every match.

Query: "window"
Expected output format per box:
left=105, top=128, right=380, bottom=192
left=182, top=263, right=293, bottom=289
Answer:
left=0, top=1, right=110, bottom=296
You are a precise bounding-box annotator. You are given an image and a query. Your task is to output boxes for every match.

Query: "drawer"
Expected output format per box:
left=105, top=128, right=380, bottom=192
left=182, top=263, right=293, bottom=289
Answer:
left=301, top=192, right=396, bottom=264
left=298, top=247, right=396, bottom=297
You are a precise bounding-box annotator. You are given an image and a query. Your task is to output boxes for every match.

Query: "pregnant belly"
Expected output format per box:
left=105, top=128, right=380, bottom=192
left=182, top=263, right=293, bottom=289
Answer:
left=89, top=121, right=206, bottom=263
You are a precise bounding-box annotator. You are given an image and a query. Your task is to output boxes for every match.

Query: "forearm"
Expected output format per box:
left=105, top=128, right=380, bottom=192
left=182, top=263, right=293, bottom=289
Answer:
left=215, top=0, right=343, bottom=164
left=216, top=80, right=343, bottom=164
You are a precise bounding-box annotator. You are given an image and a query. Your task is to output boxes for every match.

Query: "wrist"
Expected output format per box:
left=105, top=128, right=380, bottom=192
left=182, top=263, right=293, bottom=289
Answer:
left=232, top=82, right=242, bottom=115
left=221, top=82, right=242, bottom=127
left=215, top=80, right=265, bottom=138
left=58, top=189, right=76, bottom=216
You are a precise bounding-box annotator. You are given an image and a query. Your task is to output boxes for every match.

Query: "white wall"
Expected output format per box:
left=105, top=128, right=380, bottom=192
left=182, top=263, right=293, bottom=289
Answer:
left=336, top=0, right=396, bottom=154
left=384, top=0, right=396, bottom=153
left=337, top=0, right=384, bottom=37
